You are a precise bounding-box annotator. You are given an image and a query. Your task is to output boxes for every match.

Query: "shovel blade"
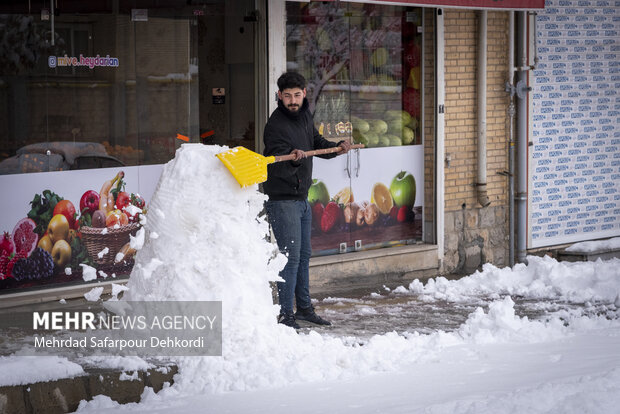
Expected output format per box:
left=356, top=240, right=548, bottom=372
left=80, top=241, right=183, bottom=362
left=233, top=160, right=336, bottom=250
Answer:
left=216, top=146, right=275, bottom=187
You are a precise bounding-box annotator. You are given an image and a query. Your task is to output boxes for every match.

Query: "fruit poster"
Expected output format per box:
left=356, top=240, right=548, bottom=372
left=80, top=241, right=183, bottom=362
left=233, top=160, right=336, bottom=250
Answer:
left=0, top=165, right=163, bottom=291
left=309, top=144, right=424, bottom=254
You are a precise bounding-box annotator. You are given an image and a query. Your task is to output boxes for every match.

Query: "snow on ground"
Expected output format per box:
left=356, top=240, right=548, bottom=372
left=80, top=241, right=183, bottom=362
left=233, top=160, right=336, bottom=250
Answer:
left=2, top=145, right=619, bottom=412
left=75, top=327, right=620, bottom=414
left=405, top=255, right=620, bottom=304
left=0, top=355, right=85, bottom=387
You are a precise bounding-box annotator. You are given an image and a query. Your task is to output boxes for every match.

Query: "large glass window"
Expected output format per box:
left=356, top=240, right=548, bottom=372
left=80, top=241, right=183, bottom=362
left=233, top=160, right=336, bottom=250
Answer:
left=285, top=2, right=434, bottom=254
left=286, top=2, right=422, bottom=148
left=0, top=0, right=258, bottom=292
left=0, top=0, right=256, bottom=175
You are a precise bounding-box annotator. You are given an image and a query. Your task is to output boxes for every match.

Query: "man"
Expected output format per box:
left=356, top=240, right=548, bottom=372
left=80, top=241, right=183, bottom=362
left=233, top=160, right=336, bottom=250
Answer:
left=263, top=72, right=351, bottom=329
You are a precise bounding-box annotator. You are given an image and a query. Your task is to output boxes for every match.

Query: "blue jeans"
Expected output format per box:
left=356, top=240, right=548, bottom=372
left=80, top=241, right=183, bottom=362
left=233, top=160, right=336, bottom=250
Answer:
left=265, top=200, right=313, bottom=314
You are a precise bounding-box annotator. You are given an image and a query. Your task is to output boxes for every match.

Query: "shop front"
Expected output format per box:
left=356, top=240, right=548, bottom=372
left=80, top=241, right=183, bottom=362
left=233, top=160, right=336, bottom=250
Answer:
left=0, top=0, right=261, bottom=295
left=0, top=0, right=439, bottom=298
left=279, top=1, right=432, bottom=256
left=2, top=0, right=557, bottom=299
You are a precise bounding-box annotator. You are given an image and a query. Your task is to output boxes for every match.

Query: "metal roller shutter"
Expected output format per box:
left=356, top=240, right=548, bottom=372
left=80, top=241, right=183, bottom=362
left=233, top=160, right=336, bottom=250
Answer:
left=529, top=0, right=620, bottom=248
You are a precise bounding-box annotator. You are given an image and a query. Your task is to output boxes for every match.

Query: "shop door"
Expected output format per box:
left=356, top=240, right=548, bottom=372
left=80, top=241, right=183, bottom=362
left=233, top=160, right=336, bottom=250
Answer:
left=529, top=1, right=620, bottom=248
left=285, top=2, right=425, bottom=256
left=194, top=0, right=257, bottom=150
left=126, top=0, right=257, bottom=152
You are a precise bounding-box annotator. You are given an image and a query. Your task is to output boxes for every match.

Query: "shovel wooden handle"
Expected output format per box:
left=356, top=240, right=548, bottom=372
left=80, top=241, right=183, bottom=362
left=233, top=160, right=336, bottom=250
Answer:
left=273, top=144, right=365, bottom=163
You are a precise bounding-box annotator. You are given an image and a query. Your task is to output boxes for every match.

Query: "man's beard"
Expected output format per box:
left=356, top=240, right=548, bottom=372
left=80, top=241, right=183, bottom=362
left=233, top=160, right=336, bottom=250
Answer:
left=287, top=104, right=299, bottom=111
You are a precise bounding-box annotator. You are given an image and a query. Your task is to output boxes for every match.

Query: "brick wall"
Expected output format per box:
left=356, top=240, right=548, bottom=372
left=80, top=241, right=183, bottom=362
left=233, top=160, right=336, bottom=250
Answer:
left=444, top=10, right=509, bottom=211
left=486, top=12, right=511, bottom=206
left=442, top=10, right=510, bottom=273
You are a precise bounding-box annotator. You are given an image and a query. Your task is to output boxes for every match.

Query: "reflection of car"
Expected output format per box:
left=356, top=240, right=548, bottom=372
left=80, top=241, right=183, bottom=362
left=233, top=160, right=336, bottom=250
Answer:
left=0, top=142, right=124, bottom=175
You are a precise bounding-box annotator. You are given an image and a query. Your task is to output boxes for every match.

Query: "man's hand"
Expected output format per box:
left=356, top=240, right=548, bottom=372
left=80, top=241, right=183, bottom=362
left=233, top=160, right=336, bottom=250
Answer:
left=290, top=149, right=307, bottom=161
left=338, top=140, right=352, bottom=154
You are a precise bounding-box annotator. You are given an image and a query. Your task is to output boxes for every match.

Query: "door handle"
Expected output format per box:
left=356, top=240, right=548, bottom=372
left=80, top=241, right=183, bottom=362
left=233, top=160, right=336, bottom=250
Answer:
left=355, top=148, right=361, bottom=178
left=345, top=151, right=351, bottom=178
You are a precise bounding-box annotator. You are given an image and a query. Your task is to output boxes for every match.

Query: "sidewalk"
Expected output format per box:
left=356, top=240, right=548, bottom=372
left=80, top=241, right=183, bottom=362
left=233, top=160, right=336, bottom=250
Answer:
left=0, top=297, right=179, bottom=414
left=0, top=284, right=591, bottom=414
left=0, top=243, right=441, bottom=414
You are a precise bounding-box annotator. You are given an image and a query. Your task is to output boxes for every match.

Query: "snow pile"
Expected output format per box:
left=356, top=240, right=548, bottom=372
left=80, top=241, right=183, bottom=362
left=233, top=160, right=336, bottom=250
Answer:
left=77, top=395, right=122, bottom=411
left=122, top=144, right=449, bottom=393
left=80, top=264, right=97, bottom=282
left=124, top=144, right=297, bottom=392
left=125, top=144, right=284, bottom=304
left=84, top=286, right=104, bottom=302
left=407, top=255, right=620, bottom=304
left=120, top=144, right=455, bottom=393
left=565, top=236, right=620, bottom=253
left=458, top=296, right=567, bottom=344
left=0, top=355, right=84, bottom=386
left=109, top=283, right=129, bottom=301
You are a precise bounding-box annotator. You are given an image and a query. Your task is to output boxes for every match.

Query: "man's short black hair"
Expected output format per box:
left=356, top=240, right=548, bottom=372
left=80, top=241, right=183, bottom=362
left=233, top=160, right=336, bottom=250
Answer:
left=277, top=72, right=306, bottom=91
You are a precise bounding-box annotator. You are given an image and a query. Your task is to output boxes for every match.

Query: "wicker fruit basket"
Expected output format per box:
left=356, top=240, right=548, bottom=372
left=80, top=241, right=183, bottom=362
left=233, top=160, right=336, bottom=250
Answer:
left=80, top=222, right=140, bottom=265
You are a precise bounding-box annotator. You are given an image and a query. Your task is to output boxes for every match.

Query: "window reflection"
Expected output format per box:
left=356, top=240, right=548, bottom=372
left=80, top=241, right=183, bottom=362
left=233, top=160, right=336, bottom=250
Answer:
left=0, top=4, right=201, bottom=174
left=286, top=2, right=422, bottom=147
left=1, top=0, right=256, bottom=175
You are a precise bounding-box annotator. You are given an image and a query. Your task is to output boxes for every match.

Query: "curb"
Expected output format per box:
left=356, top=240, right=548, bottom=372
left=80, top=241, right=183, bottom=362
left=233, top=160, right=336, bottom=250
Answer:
left=0, top=365, right=178, bottom=414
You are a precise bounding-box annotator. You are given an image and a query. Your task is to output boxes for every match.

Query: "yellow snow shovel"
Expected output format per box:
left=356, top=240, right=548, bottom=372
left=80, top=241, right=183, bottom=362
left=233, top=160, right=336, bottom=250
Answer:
left=216, top=144, right=364, bottom=187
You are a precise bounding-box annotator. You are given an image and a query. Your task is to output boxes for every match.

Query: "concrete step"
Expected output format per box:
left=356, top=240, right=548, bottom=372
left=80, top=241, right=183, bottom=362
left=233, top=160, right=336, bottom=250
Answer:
left=0, top=365, right=177, bottom=414
left=310, top=244, right=439, bottom=296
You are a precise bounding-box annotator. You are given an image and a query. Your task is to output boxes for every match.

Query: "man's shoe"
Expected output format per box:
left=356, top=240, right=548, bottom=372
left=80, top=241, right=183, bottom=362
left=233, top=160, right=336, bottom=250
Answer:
left=295, top=306, right=331, bottom=326
left=278, top=312, right=300, bottom=329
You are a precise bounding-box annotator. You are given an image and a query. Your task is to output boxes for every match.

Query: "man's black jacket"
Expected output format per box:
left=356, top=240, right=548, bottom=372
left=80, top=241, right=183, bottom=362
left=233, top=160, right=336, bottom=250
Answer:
left=263, top=98, right=340, bottom=201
